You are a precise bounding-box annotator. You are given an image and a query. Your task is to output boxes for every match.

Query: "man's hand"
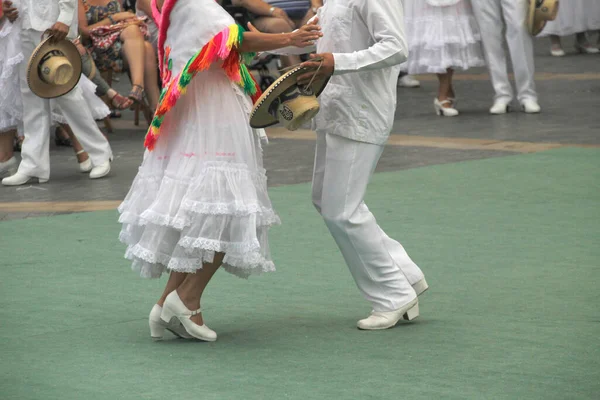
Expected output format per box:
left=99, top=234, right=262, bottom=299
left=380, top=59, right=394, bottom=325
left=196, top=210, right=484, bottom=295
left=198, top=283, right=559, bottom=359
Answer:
left=47, top=21, right=69, bottom=43
left=297, top=53, right=334, bottom=84
left=2, top=1, right=19, bottom=23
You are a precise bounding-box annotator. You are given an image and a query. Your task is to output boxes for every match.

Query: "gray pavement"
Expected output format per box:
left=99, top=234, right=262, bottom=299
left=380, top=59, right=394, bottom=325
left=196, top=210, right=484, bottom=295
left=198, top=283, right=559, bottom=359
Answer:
left=0, top=37, right=598, bottom=220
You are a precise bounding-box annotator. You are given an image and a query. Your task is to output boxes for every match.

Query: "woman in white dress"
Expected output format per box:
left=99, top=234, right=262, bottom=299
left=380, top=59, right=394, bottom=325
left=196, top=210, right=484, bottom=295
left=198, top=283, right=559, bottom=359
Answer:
left=118, top=0, right=320, bottom=342
left=403, top=0, right=485, bottom=116
left=0, top=0, right=111, bottom=178
left=539, top=0, right=600, bottom=56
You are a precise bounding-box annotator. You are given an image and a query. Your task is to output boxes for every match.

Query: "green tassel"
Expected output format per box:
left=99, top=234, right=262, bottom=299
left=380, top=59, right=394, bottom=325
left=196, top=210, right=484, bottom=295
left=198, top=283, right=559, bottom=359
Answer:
left=151, top=115, right=164, bottom=128
left=240, top=65, right=256, bottom=95
left=237, top=24, right=245, bottom=46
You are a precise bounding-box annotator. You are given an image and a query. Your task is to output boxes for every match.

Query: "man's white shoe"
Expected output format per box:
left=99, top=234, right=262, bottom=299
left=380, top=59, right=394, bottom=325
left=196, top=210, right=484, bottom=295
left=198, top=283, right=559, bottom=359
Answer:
left=521, top=99, right=541, bottom=114
left=2, top=172, right=48, bottom=186
left=412, top=278, right=429, bottom=296
left=489, top=100, right=511, bottom=115
left=89, top=160, right=111, bottom=179
left=0, top=157, right=18, bottom=177
left=398, top=74, right=420, bottom=88
left=357, top=298, right=419, bottom=330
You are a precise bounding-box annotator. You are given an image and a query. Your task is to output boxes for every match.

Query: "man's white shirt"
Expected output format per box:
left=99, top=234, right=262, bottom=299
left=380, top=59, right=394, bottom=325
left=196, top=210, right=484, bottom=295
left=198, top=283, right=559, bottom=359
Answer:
left=313, top=0, right=408, bottom=145
left=21, top=0, right=78, bottom=38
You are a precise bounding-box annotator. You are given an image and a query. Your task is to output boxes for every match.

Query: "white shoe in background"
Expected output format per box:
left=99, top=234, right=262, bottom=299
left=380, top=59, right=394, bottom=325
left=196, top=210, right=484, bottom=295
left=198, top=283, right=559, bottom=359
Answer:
left=550, top=45, right=566, bottom=57
left=89, top=160, right=111, bottom=179
left=521, top=99, right=541, bottom=114
left=434, top=98, right=459, bottom=117
left=575, top=42, right=600, bottom=54
left=0, top=157, right=18, bottom=177
left=490, top=99, right=512, bottom=115
left=398, top=74, right=421, bottom=88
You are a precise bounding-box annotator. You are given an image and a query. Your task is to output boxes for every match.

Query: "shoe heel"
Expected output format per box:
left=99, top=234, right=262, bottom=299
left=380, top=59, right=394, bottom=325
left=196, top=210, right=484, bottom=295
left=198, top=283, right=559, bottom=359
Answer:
left=403, top=303, right=420, bottom=321
left=39, top=178, right=48, bottom=184
left=149, top=319, right=165, bottom=341
left=160, top=304, right=176, bottom=324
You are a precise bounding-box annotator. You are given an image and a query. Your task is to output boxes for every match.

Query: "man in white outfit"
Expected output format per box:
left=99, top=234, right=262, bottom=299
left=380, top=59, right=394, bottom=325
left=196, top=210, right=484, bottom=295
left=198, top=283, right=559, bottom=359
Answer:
left=2, top=0, right=113, bottom=186
left=299, top=0, right=428, bottom=330
left=471, top=0, right=541, bottom=114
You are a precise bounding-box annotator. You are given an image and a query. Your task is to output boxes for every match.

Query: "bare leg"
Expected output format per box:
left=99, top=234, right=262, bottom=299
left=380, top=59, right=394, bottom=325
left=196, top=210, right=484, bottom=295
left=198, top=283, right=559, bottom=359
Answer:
left=0, top=130, right=16, bottom=162
left=61, top=124, right=89, bottom=164
left=447, top=68, right=455, bottom=99
left=120, top=25, right=146, bottom=88
left=143, top=41, right=160, bottom=111
left=436, top=70, right=452, bottom=107
left=157, top=271, right=187, bottom=306
left=176, top=253, right=225, bottom=325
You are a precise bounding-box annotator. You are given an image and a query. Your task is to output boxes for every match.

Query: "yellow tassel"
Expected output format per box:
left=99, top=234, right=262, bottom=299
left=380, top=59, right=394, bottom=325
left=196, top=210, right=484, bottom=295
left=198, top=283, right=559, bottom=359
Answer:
left=226, top=24, right=239, bottom=49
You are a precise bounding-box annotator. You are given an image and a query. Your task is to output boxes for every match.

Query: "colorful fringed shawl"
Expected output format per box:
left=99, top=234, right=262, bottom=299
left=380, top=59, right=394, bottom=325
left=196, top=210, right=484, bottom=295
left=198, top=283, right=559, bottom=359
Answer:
left=145, top=0, right=262, bottom=150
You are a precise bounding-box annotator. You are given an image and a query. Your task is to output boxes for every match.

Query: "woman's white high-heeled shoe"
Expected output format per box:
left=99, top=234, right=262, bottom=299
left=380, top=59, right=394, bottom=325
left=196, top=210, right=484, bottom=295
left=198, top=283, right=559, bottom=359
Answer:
left=550, top=45, right=565, bottom=57
left=76, top=150, right=93, bottom=173
left=149, top=304, right=193, bottom=341
left=434, top=98, right=459, bottom=117
left=0, top=157, right=18, bottom=177
left=161, top=291, right=217, bottom=342
left=575, top=42, right=600, bottom=54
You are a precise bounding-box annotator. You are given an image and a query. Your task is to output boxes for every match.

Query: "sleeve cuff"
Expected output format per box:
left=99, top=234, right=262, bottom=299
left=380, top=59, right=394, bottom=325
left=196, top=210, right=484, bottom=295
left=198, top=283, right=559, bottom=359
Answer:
left=57, top=12, right=74, bottom=27
left=332, top=52, right=358, bottom=75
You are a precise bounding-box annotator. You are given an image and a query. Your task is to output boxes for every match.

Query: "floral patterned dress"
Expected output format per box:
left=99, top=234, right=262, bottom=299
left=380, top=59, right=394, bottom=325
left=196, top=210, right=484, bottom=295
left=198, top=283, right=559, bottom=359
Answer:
left=81, top=0, right=124, bottom=72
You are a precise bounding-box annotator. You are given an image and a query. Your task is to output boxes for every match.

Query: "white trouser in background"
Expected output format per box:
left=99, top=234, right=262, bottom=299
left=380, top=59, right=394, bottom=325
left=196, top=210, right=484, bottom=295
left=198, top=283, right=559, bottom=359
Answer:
left=472, top=0, right=537, bottom=102
left=18, top=29, right=113, bottom=180
left=312, top=132, right=423, bottom=312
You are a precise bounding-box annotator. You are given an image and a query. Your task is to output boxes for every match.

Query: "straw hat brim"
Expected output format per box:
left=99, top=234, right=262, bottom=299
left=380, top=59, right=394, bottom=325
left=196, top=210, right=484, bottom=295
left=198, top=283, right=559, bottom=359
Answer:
left=527, top=0, right=537, bottom=35
left=250, top=66, right=330, bottom=129
left=528, top=0, right=560, bottom=36
left=27, top=37, right=82, bottom=99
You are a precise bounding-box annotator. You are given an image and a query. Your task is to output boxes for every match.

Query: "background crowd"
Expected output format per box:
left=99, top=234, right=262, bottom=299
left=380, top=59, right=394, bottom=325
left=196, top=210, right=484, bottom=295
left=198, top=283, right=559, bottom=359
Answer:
left=0, top=0, right=599, bottom=185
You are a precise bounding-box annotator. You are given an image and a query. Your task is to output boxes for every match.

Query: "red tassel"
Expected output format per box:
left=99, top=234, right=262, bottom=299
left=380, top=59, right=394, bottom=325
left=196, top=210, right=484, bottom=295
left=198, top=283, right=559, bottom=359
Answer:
left=144, top=133, right=157, bottom=151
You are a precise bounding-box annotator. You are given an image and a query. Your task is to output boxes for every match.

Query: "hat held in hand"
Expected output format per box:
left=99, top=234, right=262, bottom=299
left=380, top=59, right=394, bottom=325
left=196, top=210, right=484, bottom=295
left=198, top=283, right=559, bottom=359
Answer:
left=528, top=0, right=559, bottom=36
left=250, top=64, right=329, bottom=131
left=27, top=36, right=82, bottom=99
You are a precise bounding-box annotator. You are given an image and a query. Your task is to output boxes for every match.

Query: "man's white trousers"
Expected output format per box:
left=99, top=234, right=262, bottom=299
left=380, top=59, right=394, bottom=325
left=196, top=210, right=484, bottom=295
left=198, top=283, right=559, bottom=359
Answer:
left=18, top=29, right=112, bottom=179
left=471, top=0, right=538, bottom=102
left=312, top=132, right=423, bottom=312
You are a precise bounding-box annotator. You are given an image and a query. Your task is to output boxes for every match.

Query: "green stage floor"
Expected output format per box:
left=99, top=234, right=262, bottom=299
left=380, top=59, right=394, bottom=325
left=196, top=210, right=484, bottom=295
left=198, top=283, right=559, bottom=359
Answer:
left=1, top=147, right=598, bottom=400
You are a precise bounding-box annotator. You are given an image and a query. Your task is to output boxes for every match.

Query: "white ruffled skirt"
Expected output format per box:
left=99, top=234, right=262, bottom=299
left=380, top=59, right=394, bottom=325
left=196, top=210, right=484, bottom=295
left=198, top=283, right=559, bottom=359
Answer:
left=539, top=0, right=600, bottom=37
left=53, top=76, right=111, bottom=124
left=118, top=68, right=280, bottom=279
left=0, top=19, right=23, bottom=134
left=403, top=0, right=485, bottom=74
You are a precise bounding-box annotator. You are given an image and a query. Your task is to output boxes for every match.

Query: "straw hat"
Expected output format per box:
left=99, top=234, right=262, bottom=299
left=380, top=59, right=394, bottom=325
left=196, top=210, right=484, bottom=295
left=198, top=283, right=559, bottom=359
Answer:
left=528, top=0, right=559, bottom=36
left=250, top=65, right=329, bottom=130
left=27, top=37, right=82, bottom=99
